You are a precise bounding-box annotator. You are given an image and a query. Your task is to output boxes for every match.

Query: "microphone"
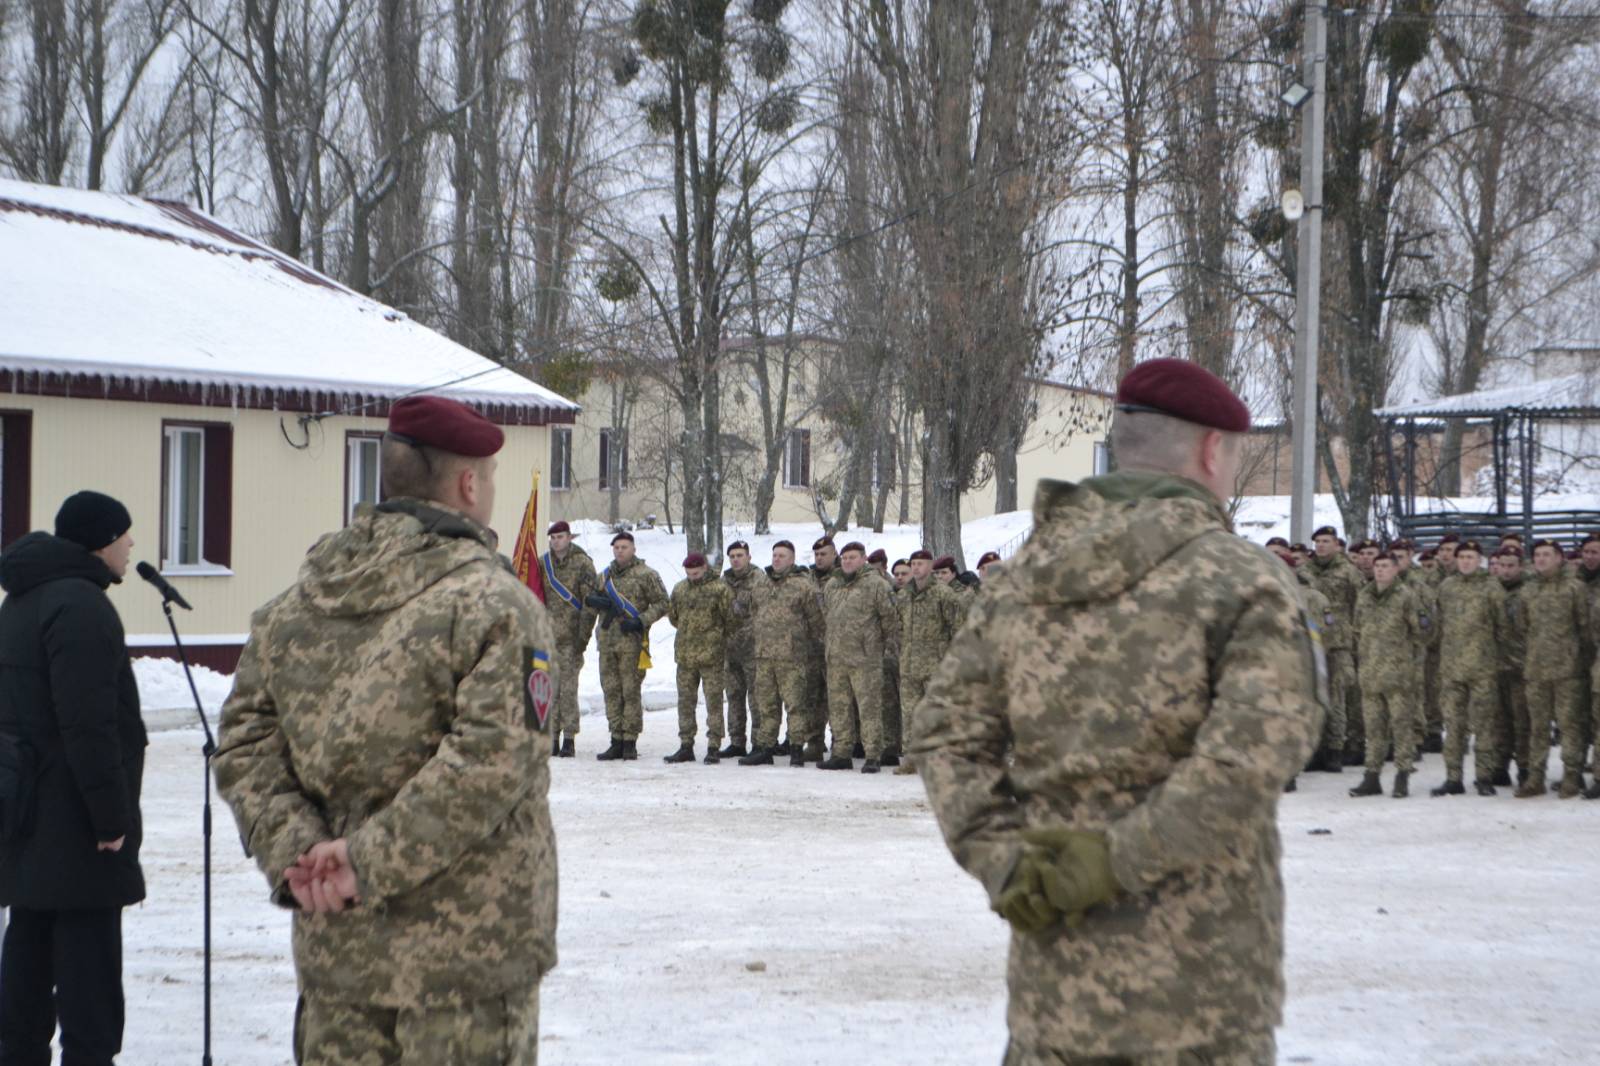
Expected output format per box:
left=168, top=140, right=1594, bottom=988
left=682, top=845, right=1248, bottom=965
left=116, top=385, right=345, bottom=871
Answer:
left=136, top=561, right=194, bottom=611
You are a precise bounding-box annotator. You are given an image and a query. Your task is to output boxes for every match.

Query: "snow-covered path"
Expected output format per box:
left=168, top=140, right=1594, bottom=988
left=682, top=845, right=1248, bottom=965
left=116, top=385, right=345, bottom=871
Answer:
left=117, top=723, right=1599, bottom=1065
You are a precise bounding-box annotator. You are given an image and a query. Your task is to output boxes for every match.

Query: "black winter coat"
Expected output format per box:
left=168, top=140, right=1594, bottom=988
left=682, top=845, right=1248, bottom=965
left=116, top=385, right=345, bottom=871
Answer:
left=0, top=532, right=146, bottom=909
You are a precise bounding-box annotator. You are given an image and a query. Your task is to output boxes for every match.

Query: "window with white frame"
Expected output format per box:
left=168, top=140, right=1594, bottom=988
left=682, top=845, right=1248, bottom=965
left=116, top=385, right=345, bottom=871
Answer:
left=163, top=426, right=205, bottom=566
left=552, top=427, right=573, bottom=490
left=347, top=433, right=383, bottom=523
left=783, top=428, right=811, bottom=489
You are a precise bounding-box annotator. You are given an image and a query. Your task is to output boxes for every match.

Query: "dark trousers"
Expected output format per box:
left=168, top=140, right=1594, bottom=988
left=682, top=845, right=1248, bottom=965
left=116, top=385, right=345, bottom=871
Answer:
left=0, top=906, right=123, bottom=1066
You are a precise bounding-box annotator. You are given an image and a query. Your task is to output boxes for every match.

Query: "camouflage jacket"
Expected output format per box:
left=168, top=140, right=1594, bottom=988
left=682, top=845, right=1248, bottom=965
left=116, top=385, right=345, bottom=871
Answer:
left=543, top=543, right=598, bottom=650
left=753, top=564, right=825, bottom=662
left=896, top=577, right=963, bottom=683
left=1354, top=581, right=1425, bottom=692
left=1437, top=569, right=1506, bottom=682
left=1304, top=552, right=1361, bottom=651
left=214, top=498, right=558, bottom=1008
left=668, top=572, right=734, bottom=668
left=1295, top=570, right=1337, bottom=649
left=911, top=472, right=1321, bottom=1057
left=722, top=563, right=769, bottom=664
left=595, top=556, right=668, bottom=649
left=822, top=567, right=899, bottom=666
left=1498, top=575, right=1528, bottom=674
left=945, top=579, right=975, bottom=629
left=1520, top=570, right=1588, bottom=682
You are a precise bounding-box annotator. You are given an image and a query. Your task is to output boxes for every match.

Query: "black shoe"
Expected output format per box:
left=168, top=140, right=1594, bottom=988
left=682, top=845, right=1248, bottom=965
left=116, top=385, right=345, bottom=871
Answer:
left=1490, top=767, right=1512, bottom=787
left=1283, top=775, right=1298, bottom=793
left=596, top=739, right=625, bottom=761
left=1348, top=772, right=1382, bottom=797
left=1392, top=771, right=1409, bottom=798
left=703, top=748, right=721, bottom=765
left=1474, top=779, right=1497, bottom=797
left=1430, top=779, right=1465, bottom=797
left=664, top=744, right=695, bottom=764
left=818, top=755, right=853, bottom=771
left=739, top=747, right=775, bottom=766
left=879, top=751, right=901, bottom=768
left=1342, top=748, right=1364, bottom=767
left=1422, top=734, right=1444, bottom=754
left=719, top=742, right=747, bottom=759
left=861, top=759, right=881, bottom=774
left=622, top=740, right=638, bottom=761
left=559, top=737, right=575, bottom=758
left=852, top=742, right=866, bottom=758
left=1320, top=751, right=1343, bottom=773
left=775, top=740, right=791, bottom=756
left=789, top=749, right=805, bottom=767
left=803, top=739, right=825, bottom=762
left=1583, top=783, right=1600, bottom=800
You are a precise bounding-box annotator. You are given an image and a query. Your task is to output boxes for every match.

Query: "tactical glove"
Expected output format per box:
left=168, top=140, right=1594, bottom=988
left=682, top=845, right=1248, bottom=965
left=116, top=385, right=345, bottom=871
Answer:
left=619, top=617, right=645, bottom=635
left=994, top=845, right=1062, bottom=934
left=1020, top=827, right=1119, bottom=919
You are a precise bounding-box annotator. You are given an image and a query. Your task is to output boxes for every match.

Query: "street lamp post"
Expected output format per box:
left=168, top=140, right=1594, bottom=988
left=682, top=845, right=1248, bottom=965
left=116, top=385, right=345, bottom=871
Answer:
left=1288, top=1, right=1327, bottom=543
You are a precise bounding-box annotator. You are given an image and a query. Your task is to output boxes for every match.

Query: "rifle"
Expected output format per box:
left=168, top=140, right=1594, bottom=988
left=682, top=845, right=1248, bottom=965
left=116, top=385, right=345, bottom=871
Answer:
left=584, top=592, right=619, bottom=630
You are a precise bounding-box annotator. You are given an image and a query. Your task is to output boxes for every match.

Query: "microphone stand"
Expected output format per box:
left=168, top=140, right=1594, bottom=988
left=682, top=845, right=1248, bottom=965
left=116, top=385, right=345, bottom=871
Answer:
left=159, top=596, right=215, bottom=1066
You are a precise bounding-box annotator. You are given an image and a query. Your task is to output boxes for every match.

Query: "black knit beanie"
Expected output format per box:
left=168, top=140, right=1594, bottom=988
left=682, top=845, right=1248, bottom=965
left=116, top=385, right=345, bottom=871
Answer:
left=55, top=491, right=133, bottom=552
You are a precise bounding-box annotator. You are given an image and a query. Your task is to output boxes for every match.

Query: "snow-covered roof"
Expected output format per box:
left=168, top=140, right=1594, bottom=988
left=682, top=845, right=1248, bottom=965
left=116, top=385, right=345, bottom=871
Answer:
left=0, top=179, right=577, bottom=423
left=1375, top=373, right=1600, bottom=420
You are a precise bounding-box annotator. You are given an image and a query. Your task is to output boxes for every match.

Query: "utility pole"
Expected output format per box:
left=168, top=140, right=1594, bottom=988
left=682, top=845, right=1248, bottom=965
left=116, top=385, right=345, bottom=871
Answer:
left=1289, top=1, right=1327, bottom=543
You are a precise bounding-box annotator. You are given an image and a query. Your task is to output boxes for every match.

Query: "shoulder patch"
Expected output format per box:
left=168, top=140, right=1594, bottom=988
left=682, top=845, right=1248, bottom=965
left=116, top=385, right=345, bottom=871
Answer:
left=1302, top=607, right=1332, bottom=710
left=524, top=646, right=553, bottom=733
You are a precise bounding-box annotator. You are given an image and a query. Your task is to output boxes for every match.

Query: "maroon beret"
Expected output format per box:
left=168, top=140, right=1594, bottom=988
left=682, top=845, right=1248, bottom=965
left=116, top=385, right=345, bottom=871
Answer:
left=977, top=551, right=1001, bottom=568
left=932, top=555, right=957, bottom=572
left=1532, top=539, right=1563, bottom=554
left=867, top=548, right=888, bottom=564
left=839, top=541, right=866, bottom=556
left=386, top=395, right=504, bottom=457
left=1500, top=532, right=1523, bottom=543
left=1439, top=533, right=1461, bottom=545
left=1495, top=546, right=1523, bottom=559
left=909, top=549, right=933, bottom=562
left=683, top=552, right=707, bottom=568
left=812, top=536, right=835, bottom=551
left=1570, top=549, right=1583, bottom=560
left=728, top=540, right=750, bottom=553
left=773, top=539, right=795, bottom=552
left=611, top=531, right=634, bottom=545
left=547, top=520, right=571, bottom=536
left=892, top=558, right=908, bottom=569
left=1290, top=542, right=1308, bottom=553
left=1312, top=526, right=1339, bottom=539
left=1115, top=358, right=1250, bottom=433
left=1419, top=548, right=1436, bottom=561
left=1457, top=540, right=1483, bottom=554
left=1265, top=537, right=1289, bottom=548
left=1584, top=532, right=1600, bottom=547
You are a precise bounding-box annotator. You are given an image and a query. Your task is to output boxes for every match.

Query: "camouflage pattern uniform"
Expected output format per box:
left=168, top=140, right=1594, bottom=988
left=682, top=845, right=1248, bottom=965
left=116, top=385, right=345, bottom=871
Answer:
left=596, top=556, right=669, bottom=742
left=806, top=564, right=842, bottom=746
left=722, top=562, right=769, bottom=748
left=822, top=567, right=900, bottom=760
left=667, top=571, right=734, bottom=748
left=1495, top=568, right=1529, bottom=780
left=1304, top=551, right=1361, bottom=762
left=895, top=576, right=963, bottom=743
left=543, top=542, right=597, bottom=740
left=912, top=474, right=1322, bottom=1063
left=1576, top=565, right=1600, bottom=768
left=1437, top=569, right=1506, bottom=785
left=1415, top=568, right=1445, bottom=747
left=882, top=579, right=906, bottom=756
left=1354, top=580, right=1426, bottom=774
left=214, top=499, right=558, bottom=1063
left=1520, top=570, right=1588, bottom=788
left=945, top=579, right=975, bottom=630
left=753, top=564, right=825, bottom=751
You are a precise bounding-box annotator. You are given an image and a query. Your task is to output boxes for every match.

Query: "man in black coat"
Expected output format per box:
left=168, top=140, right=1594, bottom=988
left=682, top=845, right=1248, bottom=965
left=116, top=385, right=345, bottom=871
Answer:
left=0, top=491, right=145, bottom=1066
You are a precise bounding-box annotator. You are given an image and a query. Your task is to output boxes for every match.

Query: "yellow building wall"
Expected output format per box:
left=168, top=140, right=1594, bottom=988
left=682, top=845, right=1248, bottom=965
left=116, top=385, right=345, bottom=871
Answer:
left=8, top=395, right=552, bottom=643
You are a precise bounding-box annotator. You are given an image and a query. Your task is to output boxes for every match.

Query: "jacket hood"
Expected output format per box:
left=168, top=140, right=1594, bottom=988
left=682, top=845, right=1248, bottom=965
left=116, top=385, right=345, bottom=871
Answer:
left=296, top=498, right=499, bottom=618
left=0, top=531, right=118, bottom=595
left=1006, top=471, right=1229, bottom=605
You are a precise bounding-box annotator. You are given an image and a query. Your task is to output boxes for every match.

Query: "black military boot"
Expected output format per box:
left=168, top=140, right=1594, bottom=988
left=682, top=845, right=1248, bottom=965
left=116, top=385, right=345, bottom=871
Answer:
left=1583, top=780, right=1600, bottom=800
left=861, top=759, right=881, bottom=774
left=1422, top=734, right=1444, bottom=754
left=1430, top=778, right=1465, bottom=797
left=1320, top=749, right=1343, bottom=773
left=559, top=737, right=575, bottom=758
left=803, top=738, right=825, bottom=762
left=1391, top=771, right=1409, bottom=798
left=789, top=747, right=805, bottom=767
left=1348, top=772, right=1382, bottom=798
left=1490, top=766, right=1512, bottom=787
left=852, top=741, right=866, bottom=759
left=739, top=746, right=775, bottom=766
left=596, top=738, right=625, bottom=761
left=621, top=740, right=638, bottom=760
left=663, top=744, right=696, bottom=764
left=775, top=739, right=791, bottom=757
left=817, top=755, right=853, bottom=771
left=879, top=748, right=901, bottom=768
left=1473, top=779, right=1497, bottom=797
left=703, top=746, right=721, bottom=765
left=1342, top=747, right=1364, bottom=767
left=719, top=741, right=747, bottom=759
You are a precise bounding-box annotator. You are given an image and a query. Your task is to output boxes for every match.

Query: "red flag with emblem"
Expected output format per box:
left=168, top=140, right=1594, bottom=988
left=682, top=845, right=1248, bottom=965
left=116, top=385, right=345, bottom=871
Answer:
left=510, top=470, right=546, bottom=604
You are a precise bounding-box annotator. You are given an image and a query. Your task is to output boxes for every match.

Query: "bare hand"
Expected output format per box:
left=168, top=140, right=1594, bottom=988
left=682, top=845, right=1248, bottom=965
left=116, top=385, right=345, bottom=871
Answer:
left=97, top=836, right=125, bottom=853
left=285, top=838, right=361, bottom=913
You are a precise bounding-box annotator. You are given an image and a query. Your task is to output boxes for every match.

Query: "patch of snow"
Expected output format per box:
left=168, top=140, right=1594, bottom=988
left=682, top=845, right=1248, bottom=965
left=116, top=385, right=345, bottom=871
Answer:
left=133, top=656, right=233, bottom=732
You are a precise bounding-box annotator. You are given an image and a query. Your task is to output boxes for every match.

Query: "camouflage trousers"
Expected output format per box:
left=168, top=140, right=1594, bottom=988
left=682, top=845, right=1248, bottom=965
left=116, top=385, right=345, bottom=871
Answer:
left=900, top=672, right=931, bottom=749
left=827, top=661, right=884, bottom=760
left=1420, top=645, right=1443, bottom=742
left=1441, top=675, right=1498, bottom=783
left=1495, top=670, right=1529, bottom=775
left=756, top=660, right=813, bottom=749
left=1361, top=685, right=1418, bottom=774
left=676, top=660, right=726, bottom=746
left=808, top=652, right=839, bottom=746
left=1344, top=656, right=1365, bottom=758
left=1526, top=677, right=1582, bottom=779
left=725, top=655, right=757, bottom=745
left=294, top=985, right=539, bottom=1065
left=553, top=641, right=583, bottom=737
left=881, top=657, right=903, bottom=754
left=1321, top=649, right=1354, bottom=756
left=1002, top=1030, right=1274, bottom=1066
left=598, top=633, right=648, bottom=741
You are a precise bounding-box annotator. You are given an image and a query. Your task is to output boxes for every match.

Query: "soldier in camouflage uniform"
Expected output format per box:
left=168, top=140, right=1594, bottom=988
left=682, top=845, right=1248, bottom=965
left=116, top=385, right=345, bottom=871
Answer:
left=1432, top=542, right=1506, bottom=796
left=1515, top=541, right=1588, bottom=798
left=818, top=542, right=900, bottom=773
left=933, top=555, right=973, bottom=628
left=214, top=397, right=557, bottom=1065
left=1350, top=554, right=1427, bottom=798
left=719, top=540, right=767, bottom=758
left=665, top=552, right=734, bottom=764
left=1572, top=534, right=1600, bottom=795
left=893, top=550, right=964, bottom=776
left=743, top=541, right=825, bottom=766
left=914, top=360, right=1321, bottom=1066
left=1304, top=525, right=1361, bottom=771
left=874, top=551, right=907, bottom=763
left=1420, top=535, right=1461, bottom=752
left=805, top=537, right=842, bottom=758
left=1491, top=548, right=1529, bottom=788
left=593, top=531, right=668, bottom=761
left=541, top=520, right=596, bottom=758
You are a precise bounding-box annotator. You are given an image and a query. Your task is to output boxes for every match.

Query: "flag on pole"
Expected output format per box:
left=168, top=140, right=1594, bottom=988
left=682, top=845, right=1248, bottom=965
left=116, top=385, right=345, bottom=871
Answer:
left=511, top=469, right=546, bottom=604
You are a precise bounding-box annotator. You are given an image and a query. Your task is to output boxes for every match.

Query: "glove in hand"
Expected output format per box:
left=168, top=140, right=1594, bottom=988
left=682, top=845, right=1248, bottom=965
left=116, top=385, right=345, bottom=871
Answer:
left=1020, top=827, right=1119, bottom=919
left=619, top=617, right=644, bottom=635
left=994, top=845, right=1061, bottom=934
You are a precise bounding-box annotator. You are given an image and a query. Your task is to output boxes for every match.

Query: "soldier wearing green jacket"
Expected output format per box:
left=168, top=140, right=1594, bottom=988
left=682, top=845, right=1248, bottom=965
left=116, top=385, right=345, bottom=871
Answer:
left=1491, top=548, right=1529, bottom=789
left=720, top=541, right=767, bottom=758
left=893, top=550, right=964, bottom=776
left=744, top=541, right=825, bottom=766
left=594, top=531, right=669, bottom=761
left=1516, top=540, right=1589, bottom=798
left=215, top=397, right=557, bottom=1064
left=1304, top=525, right=1362, bottom=770
left=541, top=520, right=596, bottom=758
left=818, top=542, right=900, bottom=772
left=665, top=552, right=734, bottom=764
left=1350, top=555, right=1427, bottom=798
left=1432, top=542, right=1506, bottom=796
